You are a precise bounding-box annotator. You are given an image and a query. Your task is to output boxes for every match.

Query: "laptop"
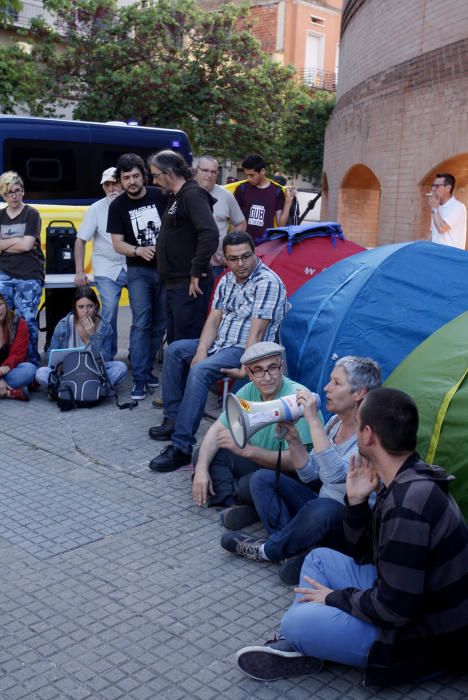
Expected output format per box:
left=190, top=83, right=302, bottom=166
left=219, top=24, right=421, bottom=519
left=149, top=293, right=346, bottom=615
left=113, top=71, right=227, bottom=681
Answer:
left=48, top=346, right=86, bottom=368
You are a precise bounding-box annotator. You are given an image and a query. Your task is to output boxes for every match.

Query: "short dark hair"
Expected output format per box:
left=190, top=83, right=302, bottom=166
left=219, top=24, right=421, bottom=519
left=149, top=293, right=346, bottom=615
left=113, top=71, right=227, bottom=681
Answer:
left=222, top=231, right=255, bottom=254
left=72, top=286, right=100, bottom=319
left=359, top=388, right=419, bottom=455
left=148, top=150, right=192, bottom=180
left=436, top=172, right=455, bottom=193
left=241, top=154, right=266, bottom=172
left=115, top=153, right=146, bottom=182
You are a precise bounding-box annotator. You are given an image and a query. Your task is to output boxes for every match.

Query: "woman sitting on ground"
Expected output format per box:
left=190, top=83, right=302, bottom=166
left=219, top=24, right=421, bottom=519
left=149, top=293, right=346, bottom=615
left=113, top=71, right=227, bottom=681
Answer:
left=0, top=293, right=37, bottom=400
left=36, top=286, right=127, bottom=391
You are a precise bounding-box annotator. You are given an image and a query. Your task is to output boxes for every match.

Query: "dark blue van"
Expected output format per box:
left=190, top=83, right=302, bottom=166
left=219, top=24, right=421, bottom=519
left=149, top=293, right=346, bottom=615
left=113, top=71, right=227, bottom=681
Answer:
left=0, top=115, right=193, bottom=204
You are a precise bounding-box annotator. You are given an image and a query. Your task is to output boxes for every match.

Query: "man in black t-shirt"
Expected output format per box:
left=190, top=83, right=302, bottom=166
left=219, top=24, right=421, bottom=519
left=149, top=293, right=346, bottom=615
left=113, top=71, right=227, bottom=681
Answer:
left=109, top=153, right=168, bottom=401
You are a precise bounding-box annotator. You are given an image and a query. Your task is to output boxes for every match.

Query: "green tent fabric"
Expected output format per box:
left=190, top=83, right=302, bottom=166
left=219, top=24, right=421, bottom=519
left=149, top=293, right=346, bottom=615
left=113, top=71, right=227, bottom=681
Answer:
left=385, top=312, right=468, bottom=517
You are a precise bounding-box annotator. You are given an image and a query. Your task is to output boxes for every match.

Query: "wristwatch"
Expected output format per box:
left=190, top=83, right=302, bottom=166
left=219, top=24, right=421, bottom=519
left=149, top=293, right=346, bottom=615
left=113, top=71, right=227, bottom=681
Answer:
left=431, top=208, right=438, bottom=214
left=134, top=246, right=139, bottom=256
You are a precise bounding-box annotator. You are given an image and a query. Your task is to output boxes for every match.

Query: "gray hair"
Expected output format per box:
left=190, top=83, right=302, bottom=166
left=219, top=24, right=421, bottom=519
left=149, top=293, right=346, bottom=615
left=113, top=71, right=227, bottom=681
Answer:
left=334, top=356, right=382, bottom=392
left=195, top=155, right=219, bottom=169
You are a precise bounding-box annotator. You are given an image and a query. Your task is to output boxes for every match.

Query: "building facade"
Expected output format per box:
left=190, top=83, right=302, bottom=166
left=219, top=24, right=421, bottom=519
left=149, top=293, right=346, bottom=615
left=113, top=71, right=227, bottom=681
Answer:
left=322, top=0, right=468, bottom=247
left=199, top=0, right=342, bottom=92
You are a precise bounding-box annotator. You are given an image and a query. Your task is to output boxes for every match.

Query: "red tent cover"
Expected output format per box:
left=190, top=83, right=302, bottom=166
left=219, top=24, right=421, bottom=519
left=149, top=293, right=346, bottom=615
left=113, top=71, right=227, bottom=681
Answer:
left=256, top=234, right=365, bottom=297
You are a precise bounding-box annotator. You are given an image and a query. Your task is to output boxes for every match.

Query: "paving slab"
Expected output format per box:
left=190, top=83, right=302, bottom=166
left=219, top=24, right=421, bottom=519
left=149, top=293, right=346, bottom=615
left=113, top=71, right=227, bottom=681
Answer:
left=0, top=311, right=465, bottom=698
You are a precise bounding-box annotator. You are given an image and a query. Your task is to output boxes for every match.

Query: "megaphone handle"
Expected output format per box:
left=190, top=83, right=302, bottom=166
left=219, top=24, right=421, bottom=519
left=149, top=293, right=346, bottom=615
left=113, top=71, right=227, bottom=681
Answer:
left=267, top=442, right=284, bottom=531
left=276, top=426, right=288, bottom=441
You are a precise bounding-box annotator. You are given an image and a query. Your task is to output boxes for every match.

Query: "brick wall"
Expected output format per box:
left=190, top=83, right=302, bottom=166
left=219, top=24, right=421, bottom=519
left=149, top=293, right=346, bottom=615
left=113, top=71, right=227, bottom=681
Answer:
left=250, top=4, right=279, bottom=54
left=323, top=7, right=468, bottom=247
left=338, top=0, right=468, bottom=100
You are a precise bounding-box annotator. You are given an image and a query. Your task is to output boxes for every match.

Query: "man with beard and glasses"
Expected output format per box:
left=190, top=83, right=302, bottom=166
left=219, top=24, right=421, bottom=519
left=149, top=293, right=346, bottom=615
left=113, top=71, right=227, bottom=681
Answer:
left=109, top=153, right=168, bottom=401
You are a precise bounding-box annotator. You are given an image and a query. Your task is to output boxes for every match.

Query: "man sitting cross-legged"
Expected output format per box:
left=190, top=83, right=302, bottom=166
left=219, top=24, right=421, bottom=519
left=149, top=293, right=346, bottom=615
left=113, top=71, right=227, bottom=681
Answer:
left=192, top=341, right=314, bottom=527
left=236, top=388, right=468, bottom=687
left=220, top=356, right=381, bottom=580
left=148, top=232, right=287, bottom=473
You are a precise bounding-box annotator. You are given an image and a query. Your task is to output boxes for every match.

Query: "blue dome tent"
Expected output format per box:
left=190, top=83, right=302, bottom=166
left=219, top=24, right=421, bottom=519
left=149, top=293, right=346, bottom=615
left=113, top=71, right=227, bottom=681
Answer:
left=282, top=241, right=468, bottom=419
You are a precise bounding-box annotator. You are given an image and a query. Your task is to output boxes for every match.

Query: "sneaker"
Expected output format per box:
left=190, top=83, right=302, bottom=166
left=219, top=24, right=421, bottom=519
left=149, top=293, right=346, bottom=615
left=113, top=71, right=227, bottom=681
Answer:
left=148, top=417, right=175, bottom=441
left=278, top=553, right=307, bottom=586
left=131, top=383, right=146, bottom=400
left=6, top=386, right=30, bottom=401
left=149, top=444, right=192, bottom=473
left=146, top=374, right=160, bottom=389
left=236, top=641, right=323, bottom=681
left=220, top=505, right=259, bottom=530
left=220, top=531, right=266, bottom=561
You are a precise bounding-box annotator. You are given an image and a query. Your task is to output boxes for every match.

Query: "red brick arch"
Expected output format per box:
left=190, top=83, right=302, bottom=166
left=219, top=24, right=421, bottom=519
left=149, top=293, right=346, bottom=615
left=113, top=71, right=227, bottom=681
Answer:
left=338, top=164, right=380, bottom=247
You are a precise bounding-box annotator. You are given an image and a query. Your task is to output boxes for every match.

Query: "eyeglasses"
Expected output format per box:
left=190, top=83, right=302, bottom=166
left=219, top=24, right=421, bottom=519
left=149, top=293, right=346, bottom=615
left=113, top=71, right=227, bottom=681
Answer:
left=4, top=188, right=23, bottom=197
left=432, top=183, right=447, bottom=189
left=152, top=171, right=164, bottom=181
left=198, top=167, right=218, bottom=176
left=226, top=252, right=254, bottom=264
left=247, top=362, right=283, bottom=379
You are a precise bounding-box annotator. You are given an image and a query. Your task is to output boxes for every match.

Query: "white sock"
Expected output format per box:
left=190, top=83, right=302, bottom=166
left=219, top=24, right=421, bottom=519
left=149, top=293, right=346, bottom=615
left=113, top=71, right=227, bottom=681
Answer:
left=259, top=544, right=270, bottom=561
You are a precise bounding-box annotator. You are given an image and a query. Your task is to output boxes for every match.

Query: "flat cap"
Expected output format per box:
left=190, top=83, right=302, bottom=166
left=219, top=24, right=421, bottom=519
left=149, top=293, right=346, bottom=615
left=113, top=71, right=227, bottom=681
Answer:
left=240, top=341, right=285, bottom=366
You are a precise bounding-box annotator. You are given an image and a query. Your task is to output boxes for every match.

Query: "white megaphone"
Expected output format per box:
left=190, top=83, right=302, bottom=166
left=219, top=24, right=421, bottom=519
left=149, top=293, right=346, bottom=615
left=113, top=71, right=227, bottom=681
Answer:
left=225, top=392, right=321, bottom=449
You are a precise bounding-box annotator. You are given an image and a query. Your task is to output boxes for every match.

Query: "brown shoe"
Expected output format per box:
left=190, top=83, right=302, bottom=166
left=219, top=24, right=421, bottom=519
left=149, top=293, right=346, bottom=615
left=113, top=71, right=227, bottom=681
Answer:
left=6, top=386, right=30, bottom=401
left=152, top=396, right=164, bottom=408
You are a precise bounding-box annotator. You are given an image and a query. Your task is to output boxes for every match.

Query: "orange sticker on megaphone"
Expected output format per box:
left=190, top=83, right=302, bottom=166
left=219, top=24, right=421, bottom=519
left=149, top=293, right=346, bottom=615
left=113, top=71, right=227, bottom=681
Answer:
left=239, top=399, right=251, bottom=411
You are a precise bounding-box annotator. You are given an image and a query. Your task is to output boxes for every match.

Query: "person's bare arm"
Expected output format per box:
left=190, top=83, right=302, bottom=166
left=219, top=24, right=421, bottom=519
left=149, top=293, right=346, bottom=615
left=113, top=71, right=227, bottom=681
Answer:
left=278, top=186, right=297, bottom=226
left=0, top=235, right=36, bottom=253
left=74, top=238, right=89, bottom=286
left=192, top=420, right=225, bottom=506
left=222, top=317, right=269, bottom=379
left=191, top=309, right=223, bottom=366
left=111, top=233, right=155, bottom=261
left=217, top=428, right=297, bottom=472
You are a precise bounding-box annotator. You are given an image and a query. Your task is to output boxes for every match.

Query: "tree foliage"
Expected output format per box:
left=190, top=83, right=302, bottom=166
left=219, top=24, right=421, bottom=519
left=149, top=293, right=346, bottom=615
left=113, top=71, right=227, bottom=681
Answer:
left=24, top=0, right=296, bottom=162
left=1, top=0, right=333, bottom=176
left=278, top=89, right=335, bottom=182
left=0, top=0, right=22, bottom=28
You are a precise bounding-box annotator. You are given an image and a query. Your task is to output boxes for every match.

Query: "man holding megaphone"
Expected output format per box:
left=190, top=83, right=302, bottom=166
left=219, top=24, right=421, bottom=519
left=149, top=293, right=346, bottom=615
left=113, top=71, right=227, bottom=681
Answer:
left=192, top=341, right=314, bottom=522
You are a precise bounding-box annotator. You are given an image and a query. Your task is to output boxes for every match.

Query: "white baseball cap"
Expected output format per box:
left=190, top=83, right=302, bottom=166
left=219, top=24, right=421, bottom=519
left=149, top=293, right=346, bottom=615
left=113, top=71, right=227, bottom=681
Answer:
left=100, top=167, right=117, bottom=184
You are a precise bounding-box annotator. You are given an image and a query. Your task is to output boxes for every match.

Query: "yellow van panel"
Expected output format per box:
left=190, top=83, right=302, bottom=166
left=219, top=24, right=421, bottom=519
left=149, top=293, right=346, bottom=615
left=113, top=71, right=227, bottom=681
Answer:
left=35, top=204, right=129, bottom=306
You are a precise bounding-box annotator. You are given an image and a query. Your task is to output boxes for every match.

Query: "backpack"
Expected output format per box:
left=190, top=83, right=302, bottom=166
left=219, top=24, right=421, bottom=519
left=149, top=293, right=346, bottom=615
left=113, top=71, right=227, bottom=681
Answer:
left=48, top=349, right=109, bottom=411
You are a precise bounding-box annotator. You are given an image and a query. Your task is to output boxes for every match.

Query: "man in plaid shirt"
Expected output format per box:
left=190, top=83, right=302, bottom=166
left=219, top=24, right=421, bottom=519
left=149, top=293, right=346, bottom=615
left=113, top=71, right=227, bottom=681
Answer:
left=148, top=231, right=287, bottom=474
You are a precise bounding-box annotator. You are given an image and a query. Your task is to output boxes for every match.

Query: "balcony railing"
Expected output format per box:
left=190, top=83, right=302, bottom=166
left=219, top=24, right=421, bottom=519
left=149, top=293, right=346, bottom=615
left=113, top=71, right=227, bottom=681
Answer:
left=298, top=67, right=338, bottom=92
left=5, top=1, right=50, bottom=28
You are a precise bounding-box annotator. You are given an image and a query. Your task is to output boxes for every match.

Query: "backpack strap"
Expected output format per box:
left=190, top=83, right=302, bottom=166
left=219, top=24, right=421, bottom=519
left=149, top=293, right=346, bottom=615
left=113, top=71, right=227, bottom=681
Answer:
left=96, top=351, right=138, bottom=410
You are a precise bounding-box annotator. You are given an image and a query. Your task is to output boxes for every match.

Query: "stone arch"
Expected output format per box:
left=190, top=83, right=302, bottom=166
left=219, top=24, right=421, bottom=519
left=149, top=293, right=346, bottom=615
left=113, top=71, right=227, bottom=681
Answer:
left=321, top=172, right=329, bottom=220
left=337, top=164, right=381, bottom=247
left=418, top=153, right=468, bottom=245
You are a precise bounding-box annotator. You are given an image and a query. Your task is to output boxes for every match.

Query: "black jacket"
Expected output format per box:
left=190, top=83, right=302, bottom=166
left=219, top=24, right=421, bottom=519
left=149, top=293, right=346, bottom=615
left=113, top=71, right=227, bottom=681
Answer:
left=157, top=180, right=219, bottom=287
left=327, top=453, right=468, bottom=686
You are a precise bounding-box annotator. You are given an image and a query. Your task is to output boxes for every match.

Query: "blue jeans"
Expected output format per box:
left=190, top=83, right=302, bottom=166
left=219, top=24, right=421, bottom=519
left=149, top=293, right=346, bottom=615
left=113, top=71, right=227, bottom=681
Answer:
left=280, top=547, right=378, bottom=667
left=4, top=362, right=37, bottom=388
left=0, top=272, right=43, bottom=365
left=250, top=470, right=346, bottom=561
left=163, top=339, right=244, bottom=453
left=166, top=275, right=213, bottom=345
left=36, top=361, right=127, bottom=392
left=94, top=268, right=127, bottom=359
left=126, top=266, right=166, bottom=384
left=207, top=448, right=260, bottom=508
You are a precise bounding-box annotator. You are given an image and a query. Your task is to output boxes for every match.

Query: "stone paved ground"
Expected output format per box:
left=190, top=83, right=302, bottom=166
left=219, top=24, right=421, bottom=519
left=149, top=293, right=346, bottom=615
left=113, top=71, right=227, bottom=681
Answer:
left=0, top=309, right=466, bottom=699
